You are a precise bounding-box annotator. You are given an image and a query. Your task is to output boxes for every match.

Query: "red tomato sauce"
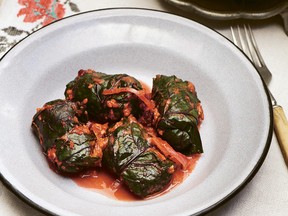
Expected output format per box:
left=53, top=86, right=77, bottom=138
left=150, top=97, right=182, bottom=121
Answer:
left=72, top=169, right=139, bottom=201
left=72, top=154, right=201, bottom=201
left=72, top=79, right=202, bottom=201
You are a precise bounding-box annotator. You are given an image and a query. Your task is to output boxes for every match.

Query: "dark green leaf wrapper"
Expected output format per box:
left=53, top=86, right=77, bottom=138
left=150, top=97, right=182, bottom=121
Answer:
left=47, top=126, right=102, bottom=174
left=121, top=149, right=174, bottom=198
left=152, top=75, right=203, bottom=155
left=103, top=116, right=175, bottom=198
left=65, top=69, right=144, bottom=123
left=103, top=118, right=150, bottom=174
left=32, top=99, right=87, bottom=151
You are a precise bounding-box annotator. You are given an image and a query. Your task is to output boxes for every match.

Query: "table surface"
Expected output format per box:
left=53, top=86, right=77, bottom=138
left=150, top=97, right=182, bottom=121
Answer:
left=0, top=0, right=288, bottom=216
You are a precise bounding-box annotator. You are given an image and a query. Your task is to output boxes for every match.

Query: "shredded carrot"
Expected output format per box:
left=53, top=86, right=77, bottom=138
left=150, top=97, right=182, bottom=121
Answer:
left=102, top=87, right=155, bottom=110
left=147, top=136, right=190, bottom=170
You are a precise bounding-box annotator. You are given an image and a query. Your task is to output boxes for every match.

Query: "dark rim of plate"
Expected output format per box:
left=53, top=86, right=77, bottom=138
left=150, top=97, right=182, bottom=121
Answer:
left=0, top=8, right=273, bottom=216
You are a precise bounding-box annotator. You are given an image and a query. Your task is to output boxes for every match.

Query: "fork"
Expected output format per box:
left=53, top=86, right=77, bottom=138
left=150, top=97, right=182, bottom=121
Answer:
left=231, top=24, right=288, bottom=166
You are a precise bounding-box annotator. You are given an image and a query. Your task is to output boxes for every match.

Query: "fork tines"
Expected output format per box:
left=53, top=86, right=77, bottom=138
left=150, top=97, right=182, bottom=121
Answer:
left=230, top=24, right=272, bottom=83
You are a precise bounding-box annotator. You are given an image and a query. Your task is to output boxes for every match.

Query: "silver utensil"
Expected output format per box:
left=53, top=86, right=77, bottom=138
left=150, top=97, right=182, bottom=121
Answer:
left=231, top=24, right=288, bottom=166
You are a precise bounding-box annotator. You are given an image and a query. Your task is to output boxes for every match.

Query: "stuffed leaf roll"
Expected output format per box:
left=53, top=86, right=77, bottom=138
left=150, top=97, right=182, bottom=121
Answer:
left=103, top=117, right=150, bottom=174
left=103, top=115, right=175, bottom=198
left=47, top=124, right=107, bottom=174
left=65, top=69, right=146, bottom=123
left=32, top=99, right=87, bottom=151
left=152, top=75, right=204, bottom=155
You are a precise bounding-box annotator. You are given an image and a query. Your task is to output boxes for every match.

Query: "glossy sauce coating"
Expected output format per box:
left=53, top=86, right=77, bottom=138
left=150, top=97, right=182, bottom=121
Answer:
left=72, top=154, right=200, bottom=201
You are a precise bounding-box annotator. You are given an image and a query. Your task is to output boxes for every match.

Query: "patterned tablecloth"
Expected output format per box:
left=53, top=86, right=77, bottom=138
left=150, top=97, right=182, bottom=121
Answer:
left=0, top=0, right=168, bottom=58
left=0, top=0, right=80, bottom=57
left=1, top=1, right=288, bottom=216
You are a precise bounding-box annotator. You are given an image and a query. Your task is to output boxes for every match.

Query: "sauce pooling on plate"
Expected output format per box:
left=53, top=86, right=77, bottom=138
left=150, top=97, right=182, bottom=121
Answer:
left=73, top=154, right=201, bottom=201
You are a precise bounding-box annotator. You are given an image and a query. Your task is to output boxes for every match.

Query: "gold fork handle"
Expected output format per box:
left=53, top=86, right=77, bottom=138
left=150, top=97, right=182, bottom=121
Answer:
left=273, top=106, right=288, bottom=166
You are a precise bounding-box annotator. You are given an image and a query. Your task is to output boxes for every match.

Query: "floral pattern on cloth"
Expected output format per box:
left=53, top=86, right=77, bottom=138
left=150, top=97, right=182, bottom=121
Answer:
left=0, top=0, right=80, bottom=55
left=17, top=0, right=66, bottom=26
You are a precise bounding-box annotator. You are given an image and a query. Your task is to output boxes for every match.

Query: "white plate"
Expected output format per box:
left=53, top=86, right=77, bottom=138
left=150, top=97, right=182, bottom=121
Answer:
left=0, top=8, right=272, bottom=216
